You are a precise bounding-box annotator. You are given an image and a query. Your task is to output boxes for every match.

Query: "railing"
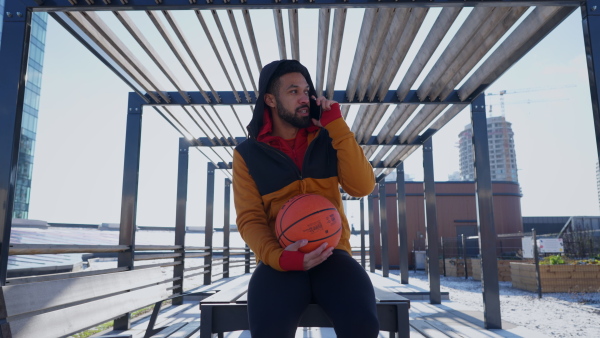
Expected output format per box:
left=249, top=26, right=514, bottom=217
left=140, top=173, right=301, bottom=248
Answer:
left=8, top=243, right=372, bottom=285
left=6, top=243, right=256, bottom=288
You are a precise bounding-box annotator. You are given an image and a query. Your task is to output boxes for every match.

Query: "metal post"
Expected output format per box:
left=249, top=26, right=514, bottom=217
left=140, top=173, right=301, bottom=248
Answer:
left=379, top=182, right=389, bottom=277
left=441, top=237, right=446, bottom=277
left=223, top=178, right=231, bottom=278
left=471, top=94, right=502, bottom=329
left=532, top=228, right=542, bottom=299
left=368, top=193, right=376, bottom=273
left=582, top=0, right=600, bottom=164
left=245, top=244, right=251, bottom=274
left=462, top=234, right=468, bottom=279
left=360, top=198, right=366, bottom=268
left=0, top=1, right=31, bottom=286
left=114, top=94, right=145, bottom=330
left=204, top=162, right=216, bottom=285
left=396, top=164, right=409, bottom=284
left=423, top=137, right=441, bottom=304
left=173, top=138, right=190, bottom=305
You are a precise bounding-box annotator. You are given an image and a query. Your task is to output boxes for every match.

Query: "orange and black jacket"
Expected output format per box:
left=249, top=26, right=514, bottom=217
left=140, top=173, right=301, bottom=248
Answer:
left=232, top=60, right=375, bottom=271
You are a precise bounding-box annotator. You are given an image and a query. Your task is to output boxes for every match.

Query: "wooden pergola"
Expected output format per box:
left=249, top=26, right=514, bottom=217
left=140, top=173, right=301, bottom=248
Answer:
left=0, top=0, right=598, bottom=333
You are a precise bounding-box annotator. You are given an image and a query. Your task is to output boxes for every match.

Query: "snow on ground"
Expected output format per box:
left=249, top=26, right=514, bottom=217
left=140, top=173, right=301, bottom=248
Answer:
left=401, top=270, right=600, bottom=338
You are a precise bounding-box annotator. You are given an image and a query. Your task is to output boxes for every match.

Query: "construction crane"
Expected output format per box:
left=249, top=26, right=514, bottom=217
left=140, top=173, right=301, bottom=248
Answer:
left=486, top=84, right=576, bottom=117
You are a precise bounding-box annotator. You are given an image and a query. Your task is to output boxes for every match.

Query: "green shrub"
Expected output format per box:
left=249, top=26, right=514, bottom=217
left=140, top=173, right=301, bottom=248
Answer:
left=540, top=255, right=566, bottom=265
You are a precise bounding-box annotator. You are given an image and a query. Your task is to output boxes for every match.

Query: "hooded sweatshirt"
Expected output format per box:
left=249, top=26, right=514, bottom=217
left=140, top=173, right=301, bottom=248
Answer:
left=232, top=60, right=375, bottom=271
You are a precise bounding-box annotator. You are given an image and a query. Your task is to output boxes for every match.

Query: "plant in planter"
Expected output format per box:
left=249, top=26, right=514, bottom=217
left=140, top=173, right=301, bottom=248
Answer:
left=511, top=255, right=600, bottom=293
left=540, top=255, right=565, bottom=265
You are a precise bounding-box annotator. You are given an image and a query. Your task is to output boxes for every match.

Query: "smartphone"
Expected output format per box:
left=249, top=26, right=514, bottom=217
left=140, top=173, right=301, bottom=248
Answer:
left=310, top=97, right=322, bottom=120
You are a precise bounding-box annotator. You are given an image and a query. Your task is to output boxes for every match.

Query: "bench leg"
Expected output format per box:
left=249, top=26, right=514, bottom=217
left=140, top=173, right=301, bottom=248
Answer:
left=200, top=305, right=213, bottom=338
left=144, top=301, right=164, bottom=338
left=396, top=303, right=410, bottom=338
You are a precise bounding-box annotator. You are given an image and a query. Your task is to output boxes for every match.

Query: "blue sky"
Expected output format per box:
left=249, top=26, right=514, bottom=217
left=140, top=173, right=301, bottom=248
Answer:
left=26, top=8, right=599, bottom=229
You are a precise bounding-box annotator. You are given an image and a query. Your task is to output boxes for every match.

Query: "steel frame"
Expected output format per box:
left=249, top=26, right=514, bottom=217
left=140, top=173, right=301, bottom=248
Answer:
left=470, top=94, right=502, bottom=329
left=582, top=0, right=600, bottom=162
left=173, top=137, right=190, bottom=306
left=0, top=0, right=31, bottom=286
left=396, top=163, right=409, bottom=284
left=21, top=0, right=582, bottom=12
left=423, top=138, right=441, bottom=305
left=378, top=182, right=389, bottom=277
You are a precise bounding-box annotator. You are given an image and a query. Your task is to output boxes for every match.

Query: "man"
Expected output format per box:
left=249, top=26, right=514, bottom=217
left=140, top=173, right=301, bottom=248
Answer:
left=232, top=60, right=379, bottom=337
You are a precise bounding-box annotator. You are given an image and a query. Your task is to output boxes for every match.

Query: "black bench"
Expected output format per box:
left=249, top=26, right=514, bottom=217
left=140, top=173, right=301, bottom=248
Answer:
left=0, top=267, right=189, bottom=338
left=200, top=274, right=410, bottom=337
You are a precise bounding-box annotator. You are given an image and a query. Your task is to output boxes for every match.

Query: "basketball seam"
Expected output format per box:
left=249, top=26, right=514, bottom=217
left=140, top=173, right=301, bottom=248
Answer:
left=277, top=207, right=338, bottom=242
left=305, top=226, right=342, bottom=243
left=276, top=194, right=309, bottom=235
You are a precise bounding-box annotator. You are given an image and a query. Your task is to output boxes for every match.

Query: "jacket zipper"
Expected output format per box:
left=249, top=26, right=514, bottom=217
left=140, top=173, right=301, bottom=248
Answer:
left=257, top=142, right=303, bottom=179
left=255, top=131, right=323, bottom=181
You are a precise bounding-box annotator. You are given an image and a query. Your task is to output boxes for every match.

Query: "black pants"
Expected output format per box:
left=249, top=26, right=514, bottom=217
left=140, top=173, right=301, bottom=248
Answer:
left=247, top=250, right=379, bottom=338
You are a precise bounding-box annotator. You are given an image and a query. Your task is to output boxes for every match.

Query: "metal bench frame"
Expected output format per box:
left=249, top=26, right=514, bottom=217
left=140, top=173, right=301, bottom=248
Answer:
left=199, top=277, right=410, bottom=338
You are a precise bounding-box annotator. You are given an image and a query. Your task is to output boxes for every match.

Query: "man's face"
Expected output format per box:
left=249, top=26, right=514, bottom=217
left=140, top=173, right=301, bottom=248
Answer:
left=272, top=72, right=312, bottom=129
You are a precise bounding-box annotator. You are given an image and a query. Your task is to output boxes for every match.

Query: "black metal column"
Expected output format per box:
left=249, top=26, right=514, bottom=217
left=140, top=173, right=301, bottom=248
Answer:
left=173, top=138, right=190, bottom=306
left=471, top=94, right=502, bottom=329
left=114, top=94, right=145, bottom=330
left=0, top=2, right=31, bottom=286
left=368, top=193, right=376, bottom=273
left=396, top=163, right=409, bottom=284
left=582, top=1, right=600, bottom=163
left=223, top=178, right=231, bottom=278
left=360, top=198, right=366, bottom=268
left=423, top=138, right=441, bottom=304
left=378, top=182, right=389, bottom=277
left=204, top=162, right=216, bottom=285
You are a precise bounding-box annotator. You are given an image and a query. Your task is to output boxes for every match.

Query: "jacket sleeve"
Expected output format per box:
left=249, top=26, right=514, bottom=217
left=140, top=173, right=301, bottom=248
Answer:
left=232, top=149, right=285, bottom=271
left=324, top=105, right=375, bottom=197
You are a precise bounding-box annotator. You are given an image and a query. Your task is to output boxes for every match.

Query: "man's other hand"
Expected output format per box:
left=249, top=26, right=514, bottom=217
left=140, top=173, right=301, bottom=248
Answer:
left=285, top=240, right=334, bottom=270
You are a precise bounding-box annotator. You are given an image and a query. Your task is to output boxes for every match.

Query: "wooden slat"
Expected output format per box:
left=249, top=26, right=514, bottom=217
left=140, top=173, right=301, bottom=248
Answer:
left=152, top=322, right=187, bottom=338
left=410, top=325, right=428, bottom=338
left=6, top=267, right=129, bottom=285
left=9, top=284, right=170, bottom=338
left=200, top=274, right=251, bottom=304
left=236, top=292, right=248, bottom=303
left=2, top=267, right=165, bottom=317
left=373, top=285, right=410, bottom=303
left=410, top=320, right=450, bottom=338
left=9, top=244, right=128, bottom=255
left=167, top=321, right=200, bottom=338
left=422, top=318, right=469, bottom=338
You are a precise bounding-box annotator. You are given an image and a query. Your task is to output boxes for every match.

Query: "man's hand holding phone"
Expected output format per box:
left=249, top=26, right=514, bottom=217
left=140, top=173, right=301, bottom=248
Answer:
left=310, top=96, right=340, bottom=127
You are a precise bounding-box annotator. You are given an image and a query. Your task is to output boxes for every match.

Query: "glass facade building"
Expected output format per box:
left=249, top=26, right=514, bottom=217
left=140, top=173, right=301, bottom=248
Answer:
left=0, top=0, right=48, bottom=219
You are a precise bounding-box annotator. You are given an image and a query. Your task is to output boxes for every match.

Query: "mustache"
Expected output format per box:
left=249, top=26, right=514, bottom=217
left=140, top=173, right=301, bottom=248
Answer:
left=295, top=105, right=309, bottom=112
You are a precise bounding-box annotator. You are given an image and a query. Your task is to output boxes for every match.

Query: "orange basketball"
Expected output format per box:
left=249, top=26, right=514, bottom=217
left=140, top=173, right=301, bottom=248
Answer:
left=275, top=194, right=342, bottom=253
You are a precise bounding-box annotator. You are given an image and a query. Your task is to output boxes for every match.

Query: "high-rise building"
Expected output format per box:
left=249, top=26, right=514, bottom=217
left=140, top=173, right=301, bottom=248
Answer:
left=0, top=2, right=48, bottom=219
left=458, top=116, right=519, bottom=182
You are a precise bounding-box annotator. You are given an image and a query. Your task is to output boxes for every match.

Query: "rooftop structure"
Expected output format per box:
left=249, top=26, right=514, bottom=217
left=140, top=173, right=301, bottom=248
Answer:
left=1, top=1, right=599, bottom=336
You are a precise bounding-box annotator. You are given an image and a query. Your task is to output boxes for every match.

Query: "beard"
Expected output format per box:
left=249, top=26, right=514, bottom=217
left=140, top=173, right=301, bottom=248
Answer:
left=276, top=100, right=312, bottom=129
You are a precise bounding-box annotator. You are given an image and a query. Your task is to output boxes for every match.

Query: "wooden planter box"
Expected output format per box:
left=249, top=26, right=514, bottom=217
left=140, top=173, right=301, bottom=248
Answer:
left=424, top=259, right=444, bottom=274
left=443, top=258, right=469, bottom=277
left=471, top=259, right=517, bottom=282
left=510, top=262, right=600, bottom=293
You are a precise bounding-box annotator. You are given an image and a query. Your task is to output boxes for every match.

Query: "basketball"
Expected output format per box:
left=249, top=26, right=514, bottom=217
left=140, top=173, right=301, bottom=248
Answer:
left=275, top=194, right=342, bottom=253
